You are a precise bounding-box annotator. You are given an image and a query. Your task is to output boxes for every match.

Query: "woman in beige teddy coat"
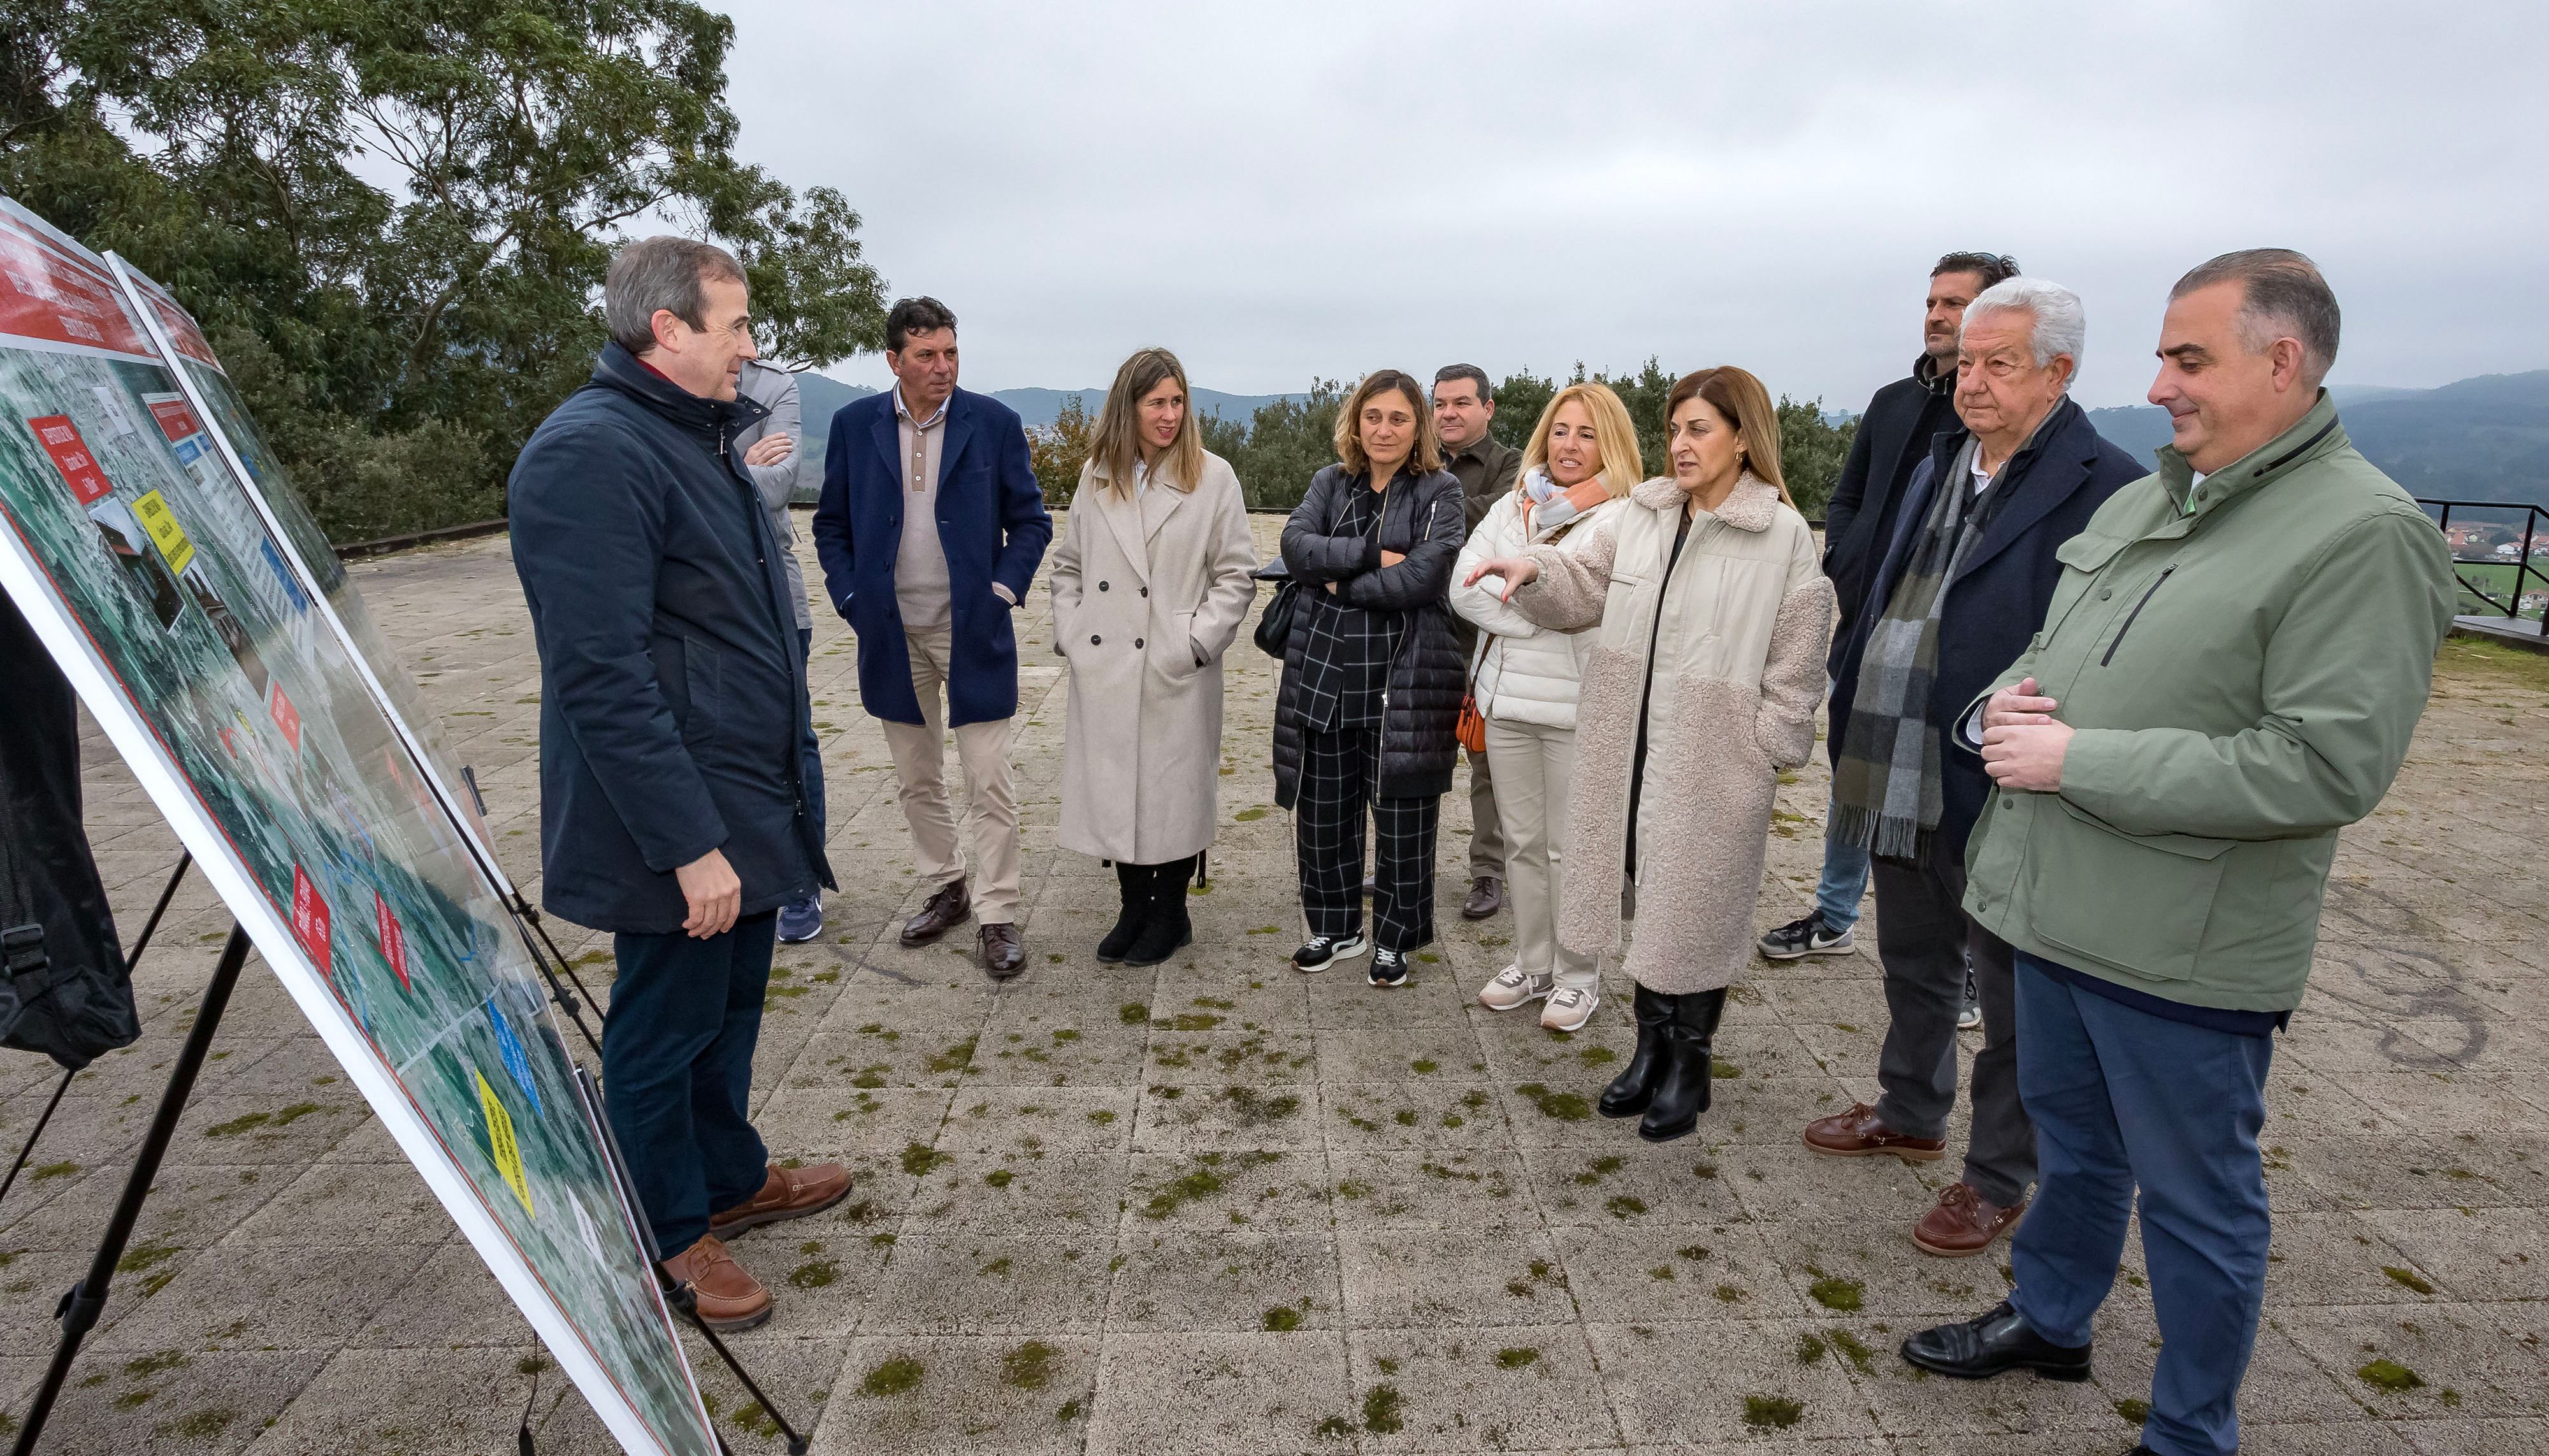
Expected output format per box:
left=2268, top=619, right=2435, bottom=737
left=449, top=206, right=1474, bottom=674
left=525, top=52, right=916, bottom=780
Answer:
left=1463, top=365, right=1833, bottom=1142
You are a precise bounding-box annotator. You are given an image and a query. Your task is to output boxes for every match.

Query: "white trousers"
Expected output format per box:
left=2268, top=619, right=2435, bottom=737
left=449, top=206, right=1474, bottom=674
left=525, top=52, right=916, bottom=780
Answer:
left=877, top=624, right=1021, bottom=923
left=1483, top=716, right=1596, bottom=989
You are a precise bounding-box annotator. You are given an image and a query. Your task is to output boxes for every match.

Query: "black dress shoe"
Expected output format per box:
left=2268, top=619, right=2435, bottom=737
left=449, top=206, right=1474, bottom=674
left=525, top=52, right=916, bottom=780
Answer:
left=978, top=922, right=1027, bottom=979
left=1900, top=1300, right=2092, bottom=1382
left=1599, top=983, right=1677, bottom=1118
left=1461, top=875, right=1504, bottom=919
left=901, top=878, right=971, bottom=946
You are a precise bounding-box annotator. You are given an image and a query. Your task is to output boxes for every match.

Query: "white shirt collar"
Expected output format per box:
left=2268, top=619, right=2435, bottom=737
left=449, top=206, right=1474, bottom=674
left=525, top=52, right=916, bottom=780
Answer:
left=893, top=382, right=950, bottom=429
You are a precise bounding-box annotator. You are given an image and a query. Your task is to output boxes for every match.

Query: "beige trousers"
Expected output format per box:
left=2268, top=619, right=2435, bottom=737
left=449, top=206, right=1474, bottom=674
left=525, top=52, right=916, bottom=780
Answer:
left=1483, top=716, right=1596, bottom=990
left=879, top=624, right=1021, bottom=923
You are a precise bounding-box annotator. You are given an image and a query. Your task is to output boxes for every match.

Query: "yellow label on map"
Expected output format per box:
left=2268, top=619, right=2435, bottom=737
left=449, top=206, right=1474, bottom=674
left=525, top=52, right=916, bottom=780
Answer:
left=130, top=489, right=194, bottom=575
left=477, top=1069, right=535, bottom=1217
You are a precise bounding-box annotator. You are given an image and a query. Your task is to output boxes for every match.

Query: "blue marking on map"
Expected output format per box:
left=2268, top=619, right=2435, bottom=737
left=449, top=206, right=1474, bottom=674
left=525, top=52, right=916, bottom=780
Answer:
left=487, top=998, right=542, bottom=1114
left=259, top=538, right=308, bottom=612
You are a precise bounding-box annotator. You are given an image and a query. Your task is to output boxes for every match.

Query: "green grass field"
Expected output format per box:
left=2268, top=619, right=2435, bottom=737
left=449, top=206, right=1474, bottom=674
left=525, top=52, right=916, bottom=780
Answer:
left=2445, top=559, right=2548, bottom=619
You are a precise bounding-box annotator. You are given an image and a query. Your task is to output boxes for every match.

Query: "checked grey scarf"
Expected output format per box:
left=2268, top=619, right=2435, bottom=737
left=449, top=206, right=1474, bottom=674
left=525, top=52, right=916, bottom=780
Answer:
left=1830, top=434, right=2002, bottom=862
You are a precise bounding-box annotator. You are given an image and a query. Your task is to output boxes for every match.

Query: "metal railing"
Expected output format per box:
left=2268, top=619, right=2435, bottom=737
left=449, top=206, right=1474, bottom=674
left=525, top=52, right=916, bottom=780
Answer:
left=2416, top=498, right=2546, bottom=624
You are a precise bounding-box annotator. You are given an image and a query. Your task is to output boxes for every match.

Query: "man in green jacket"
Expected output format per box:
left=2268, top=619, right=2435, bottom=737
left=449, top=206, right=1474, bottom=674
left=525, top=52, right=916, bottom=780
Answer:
left=1898, top=250, right=2455, bottom=1456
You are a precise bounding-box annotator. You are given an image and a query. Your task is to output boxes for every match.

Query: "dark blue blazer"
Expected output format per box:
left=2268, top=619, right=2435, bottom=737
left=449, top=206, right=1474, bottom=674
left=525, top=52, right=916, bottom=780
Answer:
left=1826, top=394, right=2143, bottom=860
left=811, top=387, right=1051, bottom=726
left=509, top=343, right=833, bottom=934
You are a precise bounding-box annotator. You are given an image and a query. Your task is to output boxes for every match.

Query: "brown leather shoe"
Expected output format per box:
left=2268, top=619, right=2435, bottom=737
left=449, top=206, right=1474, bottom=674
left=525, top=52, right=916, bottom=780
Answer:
left=979, top=921, right=1025, bottom=979
left=709, top=1162, right=853, bottom=1238
left=1913, top=1181, right=2026, bottom=1258
left=1802, top=1102, right=1947, bottom=1162
left=1461, top=875, right=1505, bottom=919
left=900, top=877, right=970, bottom=946
left=661, top=1233, right=772, bottom=1331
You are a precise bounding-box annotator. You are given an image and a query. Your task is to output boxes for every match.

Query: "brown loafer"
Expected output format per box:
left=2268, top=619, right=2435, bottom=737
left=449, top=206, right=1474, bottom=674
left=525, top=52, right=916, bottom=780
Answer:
left=661, top=1233, right=772, bottom=1331
left=709, top=1162, right=853, bottom=1238
left=1913, top=1181, right=2026, bottom=1258
left=1803, top=1102, right=1947, bottom=1162
left=900, top=878, right=971, bottom=946
left=1461, top=875, right=1504, bottom=919
left=979, top=922, right=1025, bottom=979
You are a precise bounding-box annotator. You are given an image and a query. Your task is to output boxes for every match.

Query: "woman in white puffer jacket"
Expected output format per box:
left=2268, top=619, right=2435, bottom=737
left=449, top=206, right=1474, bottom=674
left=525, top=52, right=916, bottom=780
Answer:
left=1450, top=382, right=1642, bottom=1031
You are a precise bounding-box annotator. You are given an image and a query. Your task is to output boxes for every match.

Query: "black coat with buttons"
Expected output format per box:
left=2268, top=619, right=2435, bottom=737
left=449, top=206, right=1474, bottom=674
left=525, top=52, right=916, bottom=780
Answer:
left=509, top=342, right=833, bottom=933
left=1272, top=464, right=1468, bottom=809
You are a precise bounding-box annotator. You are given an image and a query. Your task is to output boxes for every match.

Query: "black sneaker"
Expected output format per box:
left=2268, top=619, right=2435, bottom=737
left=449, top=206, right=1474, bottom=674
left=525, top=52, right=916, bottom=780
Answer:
left=1292, top=933, right=1368, bottom=973
left=1368, top=948, right=1409, bottom=988
left=1758, top=912, right=1854, bottom=960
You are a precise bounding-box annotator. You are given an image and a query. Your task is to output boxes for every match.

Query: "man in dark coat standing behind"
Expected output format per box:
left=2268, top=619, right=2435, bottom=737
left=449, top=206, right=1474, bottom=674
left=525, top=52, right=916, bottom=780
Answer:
left=512, top=236, right=847, bottom=1334
left=1761, top=252, right=2019, bottom=970
left=811, top=298, right=1052, bottom=978
left=1802, top=276, right=2144, bottom=1262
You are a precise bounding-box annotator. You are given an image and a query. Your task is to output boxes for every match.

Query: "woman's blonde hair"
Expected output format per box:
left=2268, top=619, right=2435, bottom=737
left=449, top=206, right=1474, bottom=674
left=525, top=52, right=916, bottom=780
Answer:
left=1086, top=347, right=1205, bottom=499
left=1332, top=370, right=1443, bottom=479
left=1665, top=366, right=1796, bottom=509
left=1516, top=382, right=1642, bottom=501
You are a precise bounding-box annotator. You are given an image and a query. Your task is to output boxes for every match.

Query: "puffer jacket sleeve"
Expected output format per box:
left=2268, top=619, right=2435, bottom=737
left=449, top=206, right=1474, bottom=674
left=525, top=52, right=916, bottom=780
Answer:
left=1755, top=519, right=1837, bottom=770
left=1280, top=467, right=1376, bottom=584
left=1341, top=473, right=1464, bottom=611
left=1451, top=492, right=1542, bottom=640
left=1510, top=510, right=1620, bottom=632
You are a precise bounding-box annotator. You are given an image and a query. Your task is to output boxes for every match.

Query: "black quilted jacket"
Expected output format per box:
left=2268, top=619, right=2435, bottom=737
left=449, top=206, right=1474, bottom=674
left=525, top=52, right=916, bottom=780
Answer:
left=1273, top=464, right=1467, bottom=807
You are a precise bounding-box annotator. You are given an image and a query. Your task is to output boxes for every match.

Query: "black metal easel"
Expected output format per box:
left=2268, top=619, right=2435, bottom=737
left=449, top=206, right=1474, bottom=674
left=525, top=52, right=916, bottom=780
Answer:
left=10, top=915, right=247, bottom=1456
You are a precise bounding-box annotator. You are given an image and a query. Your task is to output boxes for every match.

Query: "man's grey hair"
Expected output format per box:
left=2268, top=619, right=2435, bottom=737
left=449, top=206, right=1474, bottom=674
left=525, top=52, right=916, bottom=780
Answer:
left=1963, top=277, right=2086, bottom=389
left=604, top=236, right=746, bottom=355
left=2169, top=248, right=2341, bottom=387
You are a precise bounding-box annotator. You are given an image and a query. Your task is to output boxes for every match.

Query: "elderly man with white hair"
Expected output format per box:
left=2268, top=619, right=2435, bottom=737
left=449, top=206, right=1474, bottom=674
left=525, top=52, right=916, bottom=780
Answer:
left=1802, top=277, right=2145, bottom=1258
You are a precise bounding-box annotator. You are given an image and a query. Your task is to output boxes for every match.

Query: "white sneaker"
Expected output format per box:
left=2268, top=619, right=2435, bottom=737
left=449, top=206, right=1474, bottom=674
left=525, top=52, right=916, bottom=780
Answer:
left=1477, top=965, right=1552, bottom=1011
left=1540, top=985, right=1598, bottom=1032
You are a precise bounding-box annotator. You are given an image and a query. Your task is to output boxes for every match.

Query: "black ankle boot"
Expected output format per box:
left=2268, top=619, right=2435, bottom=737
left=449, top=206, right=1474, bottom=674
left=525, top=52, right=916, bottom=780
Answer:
left=1096, top=861, right=1146, bottom=963
left=1599, top=983, right=1679, bottom=1118
left=1123, top=858, right=1195, bottom=967
left=1636, top=987, right=1728, bottom=1143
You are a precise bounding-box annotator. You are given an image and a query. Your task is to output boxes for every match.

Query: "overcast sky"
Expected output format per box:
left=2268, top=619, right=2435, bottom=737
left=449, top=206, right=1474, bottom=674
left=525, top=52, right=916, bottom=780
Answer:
left=713, top=1, right=2546, bottom=411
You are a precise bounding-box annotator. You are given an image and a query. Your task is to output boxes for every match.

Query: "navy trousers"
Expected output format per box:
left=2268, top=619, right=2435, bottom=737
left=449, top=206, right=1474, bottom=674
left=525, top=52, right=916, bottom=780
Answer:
left=2008, top=955, right=2274, bottom=1456
left=605, top=911, right=776, bottom=1253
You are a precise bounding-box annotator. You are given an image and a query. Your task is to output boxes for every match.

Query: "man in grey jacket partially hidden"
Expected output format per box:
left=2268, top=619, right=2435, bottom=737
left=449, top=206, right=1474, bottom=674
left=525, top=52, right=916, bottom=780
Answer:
left=732, top=358, right=825, bottom=944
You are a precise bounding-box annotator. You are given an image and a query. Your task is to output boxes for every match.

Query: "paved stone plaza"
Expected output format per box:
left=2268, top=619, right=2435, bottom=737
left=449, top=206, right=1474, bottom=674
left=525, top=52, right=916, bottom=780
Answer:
left=5, top=516, right=2546, bottom=1455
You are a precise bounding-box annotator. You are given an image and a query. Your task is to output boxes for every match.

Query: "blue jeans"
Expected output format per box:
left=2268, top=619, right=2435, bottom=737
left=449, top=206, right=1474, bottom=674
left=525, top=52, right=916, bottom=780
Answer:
left=2009, top=955, right=2274, bottom=1456
left=794, top=627, right=826, bottom=901
left=1814, top=813, right=1870, bottom=932
left=604, top=911, right=777, bottom=1254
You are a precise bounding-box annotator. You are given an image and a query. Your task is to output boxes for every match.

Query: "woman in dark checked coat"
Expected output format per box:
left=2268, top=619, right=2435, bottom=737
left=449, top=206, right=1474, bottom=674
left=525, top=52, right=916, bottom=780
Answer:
left=1270, top=369, right=1468, bottom=988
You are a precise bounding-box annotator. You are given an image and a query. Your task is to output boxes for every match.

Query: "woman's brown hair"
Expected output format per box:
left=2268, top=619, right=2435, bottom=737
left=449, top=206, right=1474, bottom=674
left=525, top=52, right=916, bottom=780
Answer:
left=1664, top=366, right=1795, bottom=509
left=1085, top=347, right=1206, bottom=500
left=1331, top=370, right=1443, bottom=479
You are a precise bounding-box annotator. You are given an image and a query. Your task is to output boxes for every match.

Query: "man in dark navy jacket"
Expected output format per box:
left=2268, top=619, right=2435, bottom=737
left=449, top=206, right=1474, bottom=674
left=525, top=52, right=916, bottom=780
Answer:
left=1763, top=252, right=2021, bottom=969
left=811, top=298, right=1051, bottom=977
left=512, top=237, right=845, bottom=1332
left=1802, top=277, right=2144, bottom=1262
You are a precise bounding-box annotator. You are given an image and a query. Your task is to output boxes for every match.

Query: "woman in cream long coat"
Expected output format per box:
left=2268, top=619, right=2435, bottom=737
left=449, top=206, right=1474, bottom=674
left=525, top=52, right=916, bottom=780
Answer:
left=1050, top=348, right=1259, bottom=966
left=1450, top=382, right=1637, bottom=1034
left=1466, top=366, right=1833, bottom=1143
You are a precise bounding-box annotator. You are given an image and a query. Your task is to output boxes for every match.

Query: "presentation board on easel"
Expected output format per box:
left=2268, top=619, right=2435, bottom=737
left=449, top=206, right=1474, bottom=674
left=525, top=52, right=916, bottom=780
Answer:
left=0, top=198, right=718, bottom=1456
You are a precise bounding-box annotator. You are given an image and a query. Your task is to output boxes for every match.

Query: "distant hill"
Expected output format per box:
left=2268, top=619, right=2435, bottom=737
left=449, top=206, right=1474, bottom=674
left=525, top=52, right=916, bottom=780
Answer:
left=2086, top=370, right=2549, bottom=510
left=987, top=387, right=1303, bottom=428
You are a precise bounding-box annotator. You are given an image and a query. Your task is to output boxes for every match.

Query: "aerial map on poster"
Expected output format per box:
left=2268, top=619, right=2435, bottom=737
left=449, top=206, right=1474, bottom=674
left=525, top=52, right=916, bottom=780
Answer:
left=0, top=199, right=716, bottom=1456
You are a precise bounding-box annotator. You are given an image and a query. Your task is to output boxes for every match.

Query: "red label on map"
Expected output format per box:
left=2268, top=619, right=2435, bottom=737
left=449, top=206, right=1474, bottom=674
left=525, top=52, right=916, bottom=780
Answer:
left=270, top=680, right=301, bottom=751
left=146, top=397, right=202, bottom=442
left=291, top=865, right=331, bottom=973
left=27, top=416, right=111, bottom=505
left=219, top=726, right=236, bottom=758
left=373, top=891, right=412, bottom=991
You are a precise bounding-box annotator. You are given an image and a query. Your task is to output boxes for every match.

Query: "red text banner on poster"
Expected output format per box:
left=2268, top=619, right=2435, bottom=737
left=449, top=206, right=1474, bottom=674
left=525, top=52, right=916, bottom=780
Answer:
left=26, top=415, right=111, bottom=505
left=0, top=228, right=157, bottom=356
left=374, top=891, right=412, bottom=991
left=146, top=396, right=203, bottom=442
left=289, top=865, right=331, bottom=974
left=270, top=679, right=302, bottom=751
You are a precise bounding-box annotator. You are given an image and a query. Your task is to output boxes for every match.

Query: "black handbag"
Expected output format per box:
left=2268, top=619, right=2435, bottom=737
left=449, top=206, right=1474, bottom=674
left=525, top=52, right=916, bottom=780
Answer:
left=1251, top=556, right=1298, bottom=658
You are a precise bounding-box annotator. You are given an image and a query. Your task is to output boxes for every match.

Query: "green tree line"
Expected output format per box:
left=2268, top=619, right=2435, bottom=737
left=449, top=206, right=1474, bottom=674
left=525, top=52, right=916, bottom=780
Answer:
left=2, top=0, right=884, bottom=542
left=1033, top=363, right=1859, bottom=519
